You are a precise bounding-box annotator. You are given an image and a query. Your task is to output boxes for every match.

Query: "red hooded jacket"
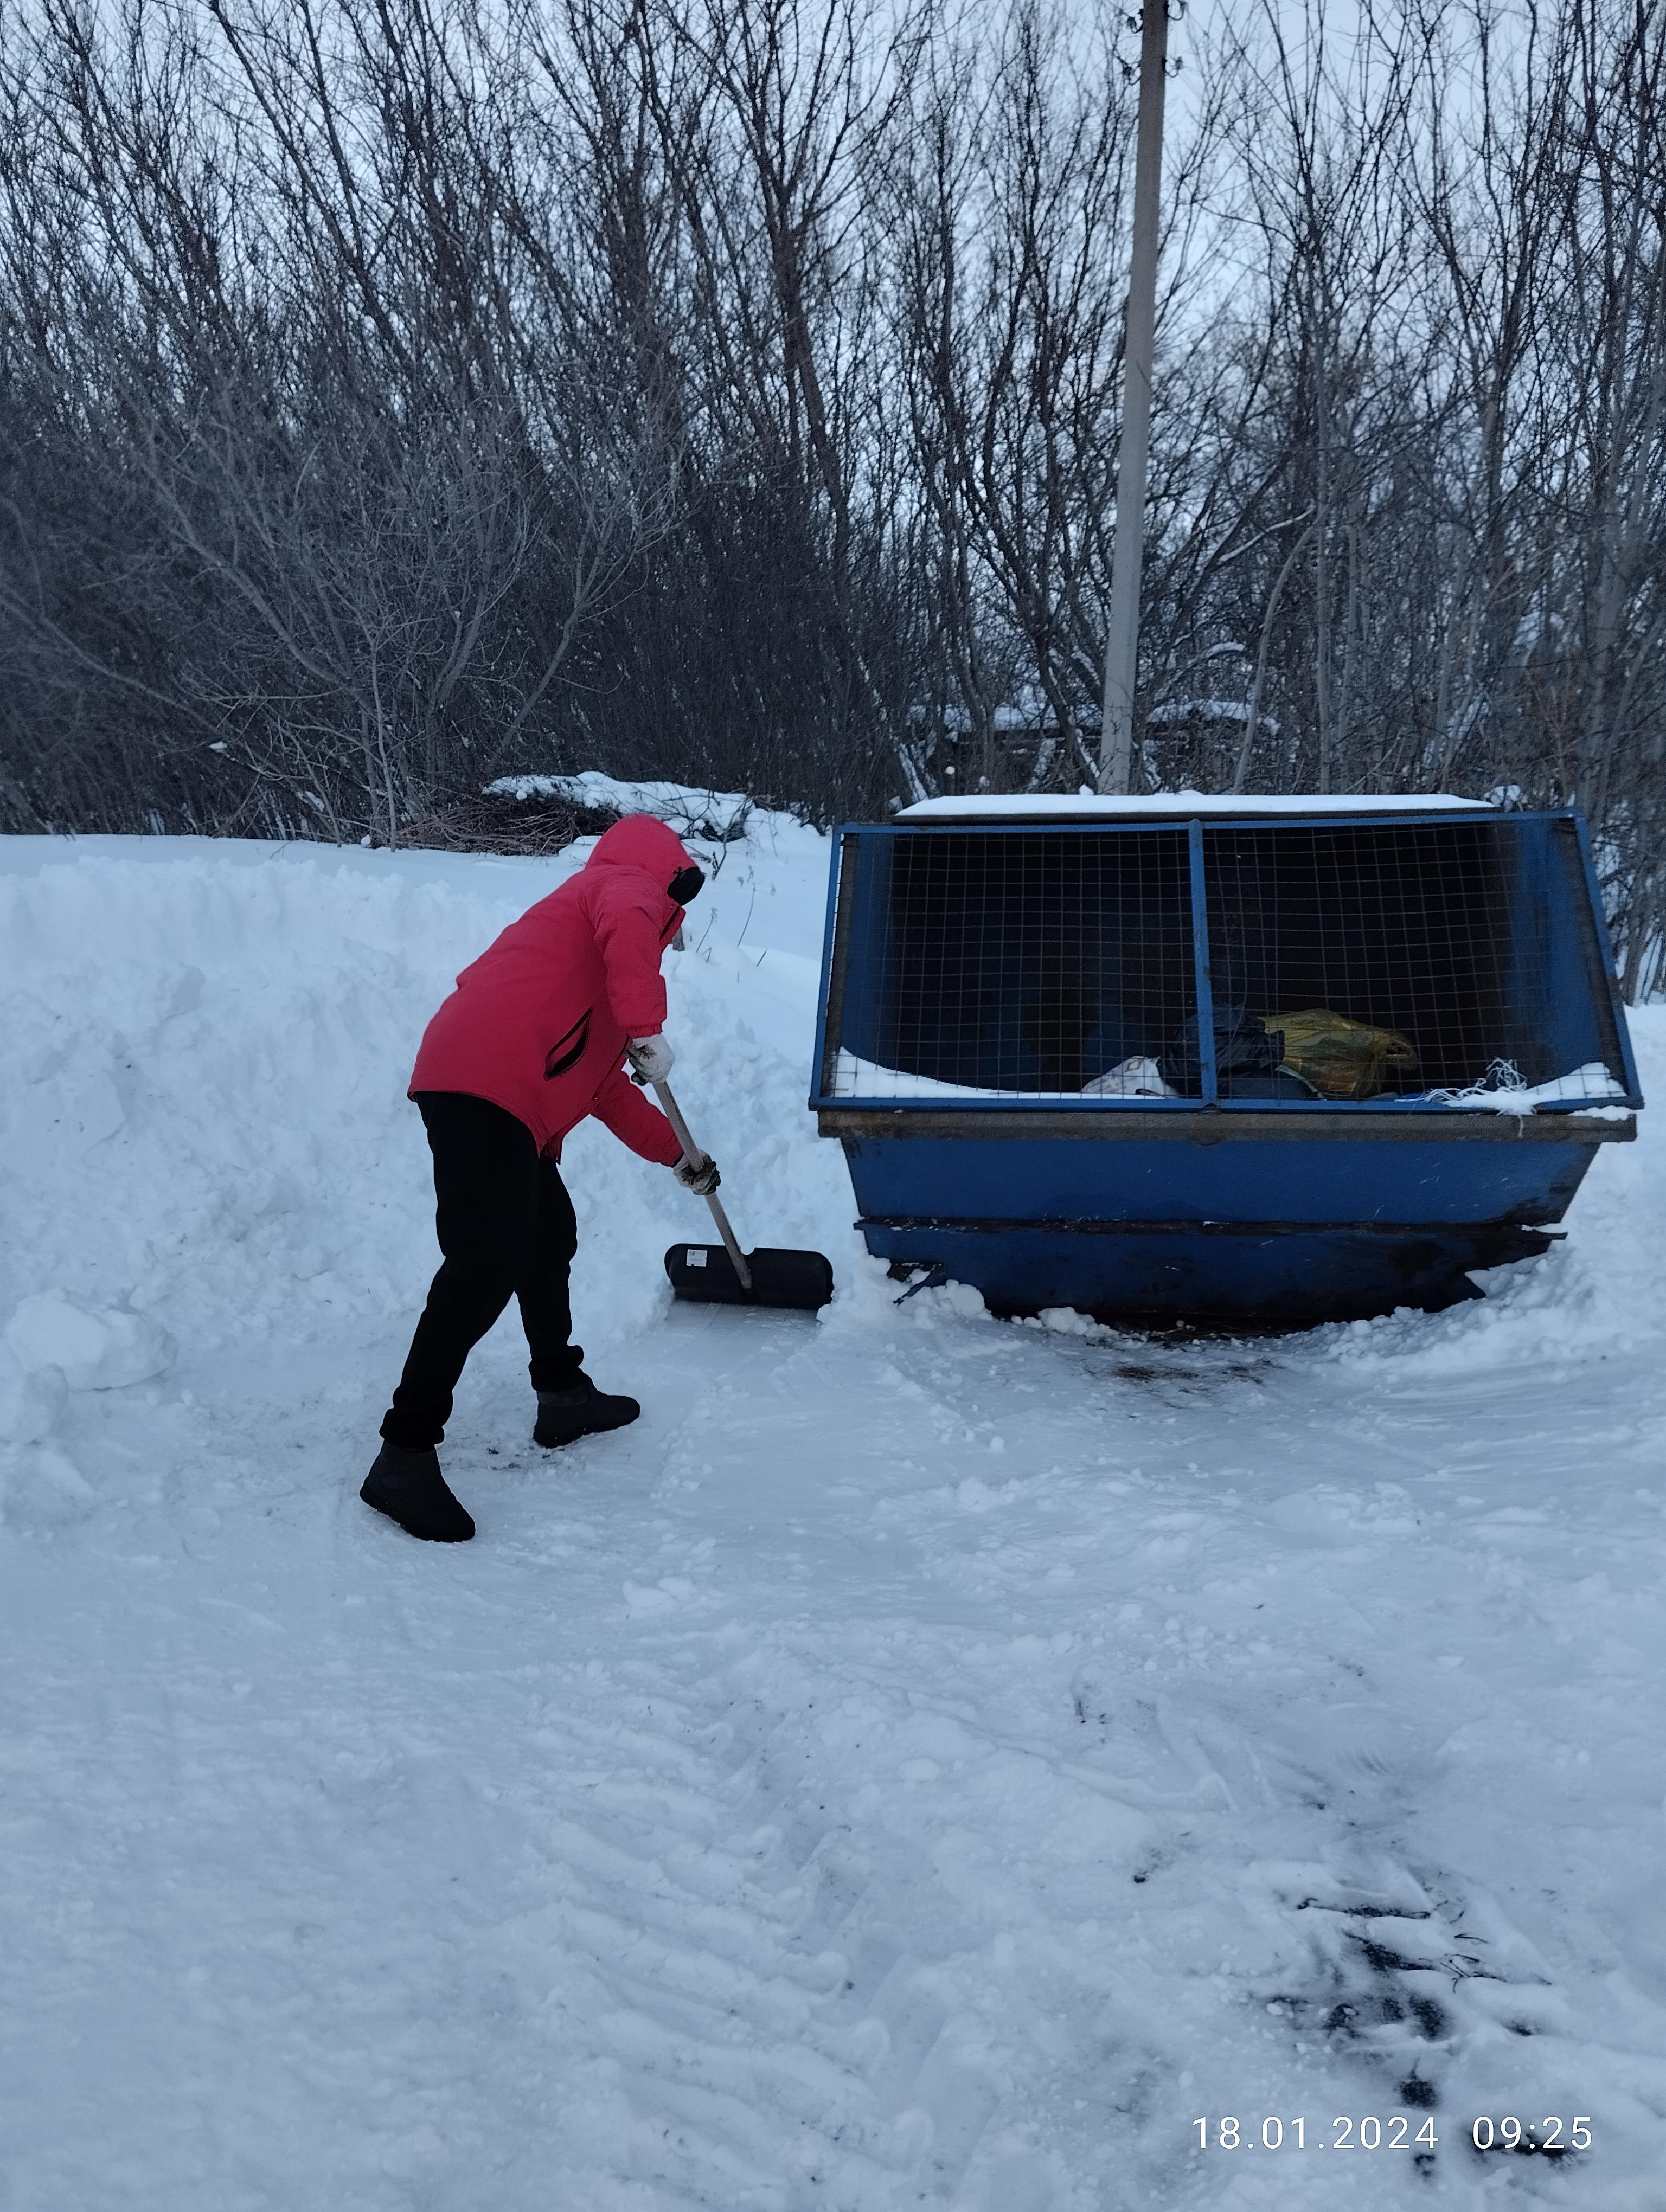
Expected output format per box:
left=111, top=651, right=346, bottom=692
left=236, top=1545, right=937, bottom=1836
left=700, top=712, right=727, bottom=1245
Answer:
left=409, top=814, right=693, bottom=1165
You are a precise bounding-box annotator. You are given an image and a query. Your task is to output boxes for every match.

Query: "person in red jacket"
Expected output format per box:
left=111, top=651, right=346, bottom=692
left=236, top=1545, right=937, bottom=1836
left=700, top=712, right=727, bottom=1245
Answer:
left=361, top=813, right=720, bottom=1544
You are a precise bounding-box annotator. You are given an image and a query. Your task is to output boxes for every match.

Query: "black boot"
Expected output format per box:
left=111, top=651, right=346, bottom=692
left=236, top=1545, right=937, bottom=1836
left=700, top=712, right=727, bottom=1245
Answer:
left=361, top=1442, right=475, bottom=1542
left=534, top=1376, right=640, bottom=1449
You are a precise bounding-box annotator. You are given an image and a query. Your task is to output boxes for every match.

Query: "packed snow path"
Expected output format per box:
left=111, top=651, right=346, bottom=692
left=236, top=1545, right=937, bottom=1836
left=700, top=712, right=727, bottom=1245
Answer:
left=3, top=813, right=1664, bottom=2210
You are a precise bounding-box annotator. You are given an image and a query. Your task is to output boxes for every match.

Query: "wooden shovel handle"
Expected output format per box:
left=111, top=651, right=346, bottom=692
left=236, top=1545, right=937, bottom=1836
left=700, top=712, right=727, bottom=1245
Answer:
left=652, top=1077, right=754, bottom=1293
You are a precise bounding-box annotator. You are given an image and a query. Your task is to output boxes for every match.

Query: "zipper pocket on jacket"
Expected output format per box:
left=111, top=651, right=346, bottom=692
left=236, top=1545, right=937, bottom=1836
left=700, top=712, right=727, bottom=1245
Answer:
left=544, top=1010, right=591, bottom=1079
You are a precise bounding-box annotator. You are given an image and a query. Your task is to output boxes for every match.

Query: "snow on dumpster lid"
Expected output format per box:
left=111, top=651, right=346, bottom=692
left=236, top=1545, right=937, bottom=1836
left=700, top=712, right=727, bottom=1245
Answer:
left=894, top=791, right=1498, bottom=822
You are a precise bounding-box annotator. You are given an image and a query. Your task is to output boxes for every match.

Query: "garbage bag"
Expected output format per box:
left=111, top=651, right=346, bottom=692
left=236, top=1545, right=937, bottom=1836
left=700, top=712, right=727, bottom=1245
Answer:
left=1266, top=1008, right=1418, bottom=1099
left=1223, top=1069, right=1324, bottom=1100
left=1159, top=1002, right=1285, bottom=1095
left=1081, top=1055, right=1179, bottom=1098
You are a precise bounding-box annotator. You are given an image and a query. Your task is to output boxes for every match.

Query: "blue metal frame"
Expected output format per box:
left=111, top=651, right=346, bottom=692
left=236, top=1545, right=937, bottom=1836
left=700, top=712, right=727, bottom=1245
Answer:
left=1572, top=811, right=1644, bottom=1101
left=1186, top=818, right=1218, bottom=1103
left=808, top=808, right=1645, bottom=1115
left=808, top=829, right=847, bottom=1106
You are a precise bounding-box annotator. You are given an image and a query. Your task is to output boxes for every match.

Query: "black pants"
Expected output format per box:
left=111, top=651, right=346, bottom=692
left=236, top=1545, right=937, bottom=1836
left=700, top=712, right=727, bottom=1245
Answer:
left=381, top=1092, right=585, bottom=1450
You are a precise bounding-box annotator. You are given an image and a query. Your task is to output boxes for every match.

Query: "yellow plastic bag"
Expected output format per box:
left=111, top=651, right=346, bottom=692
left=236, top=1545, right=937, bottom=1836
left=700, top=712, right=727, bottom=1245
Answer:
left=1266, top=1008, right=1419, bottom=1100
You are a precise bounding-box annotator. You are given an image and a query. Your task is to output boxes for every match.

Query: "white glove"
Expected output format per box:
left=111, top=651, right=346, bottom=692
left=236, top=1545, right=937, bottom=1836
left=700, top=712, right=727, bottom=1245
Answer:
left=674, top=1152, right=720, bottom=1197
left=627, top=1034, right=675, bottom=1084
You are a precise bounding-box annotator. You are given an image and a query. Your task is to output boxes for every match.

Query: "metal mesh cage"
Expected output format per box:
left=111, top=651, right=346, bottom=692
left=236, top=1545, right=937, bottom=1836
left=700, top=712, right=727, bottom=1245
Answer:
left=818, top=813, right=1632, bottom=1109
left=1204, top=822, right=1520, bottom=1093
left=826, top=828, right=1194, bottom=1098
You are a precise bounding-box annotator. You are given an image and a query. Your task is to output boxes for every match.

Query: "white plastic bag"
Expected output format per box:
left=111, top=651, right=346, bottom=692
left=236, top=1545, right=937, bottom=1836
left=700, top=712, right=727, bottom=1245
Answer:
left=1080, top=1055, right=1178, bottom=1099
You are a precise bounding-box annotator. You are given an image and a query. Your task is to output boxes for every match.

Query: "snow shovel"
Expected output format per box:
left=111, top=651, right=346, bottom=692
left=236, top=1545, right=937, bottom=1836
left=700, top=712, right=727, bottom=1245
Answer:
left=652, top=1079, right=833, bottom=1311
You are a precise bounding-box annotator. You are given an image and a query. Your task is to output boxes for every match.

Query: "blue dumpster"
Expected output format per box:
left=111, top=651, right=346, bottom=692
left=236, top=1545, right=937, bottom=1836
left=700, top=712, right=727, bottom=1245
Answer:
left=809, top=796, right=1643, bottom=1322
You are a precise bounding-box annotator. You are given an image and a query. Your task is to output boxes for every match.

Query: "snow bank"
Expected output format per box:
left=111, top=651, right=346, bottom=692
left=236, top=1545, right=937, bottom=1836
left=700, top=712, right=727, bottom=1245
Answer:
left=0, top=813, right=851, bottom=1371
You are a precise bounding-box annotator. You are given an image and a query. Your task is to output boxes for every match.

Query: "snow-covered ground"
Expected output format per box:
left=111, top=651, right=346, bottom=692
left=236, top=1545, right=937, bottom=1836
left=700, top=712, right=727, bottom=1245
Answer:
left=2, top=807, right=1664, bottom=2211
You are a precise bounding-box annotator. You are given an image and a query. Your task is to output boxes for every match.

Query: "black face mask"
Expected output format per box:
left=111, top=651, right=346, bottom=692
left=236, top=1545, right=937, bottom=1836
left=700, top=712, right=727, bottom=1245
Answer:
left=668, top=864, right=704, bottom=906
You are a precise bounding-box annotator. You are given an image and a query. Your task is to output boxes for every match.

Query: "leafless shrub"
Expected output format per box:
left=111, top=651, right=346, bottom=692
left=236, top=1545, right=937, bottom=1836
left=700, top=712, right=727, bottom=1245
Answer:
left=396, top=791, right=623, bottom=853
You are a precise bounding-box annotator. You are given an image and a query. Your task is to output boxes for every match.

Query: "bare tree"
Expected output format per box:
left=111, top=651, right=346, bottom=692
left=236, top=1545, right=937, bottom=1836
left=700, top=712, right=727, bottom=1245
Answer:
left=1, top=0, right=1663, bottom=980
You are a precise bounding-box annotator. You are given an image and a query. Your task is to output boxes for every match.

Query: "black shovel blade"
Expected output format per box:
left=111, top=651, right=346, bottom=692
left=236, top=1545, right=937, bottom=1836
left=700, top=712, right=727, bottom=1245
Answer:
left=664, top=1243, right=833, bottom=1311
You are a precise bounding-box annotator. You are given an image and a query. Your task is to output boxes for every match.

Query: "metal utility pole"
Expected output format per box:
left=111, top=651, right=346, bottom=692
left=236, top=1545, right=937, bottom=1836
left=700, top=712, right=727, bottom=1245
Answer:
left=1098, top=1, right=1171, bottom=795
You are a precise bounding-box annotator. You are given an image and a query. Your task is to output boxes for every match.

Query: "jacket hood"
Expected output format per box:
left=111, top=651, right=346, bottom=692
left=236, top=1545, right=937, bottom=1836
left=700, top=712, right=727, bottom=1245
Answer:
left=586, top=813, right=699, bottom=900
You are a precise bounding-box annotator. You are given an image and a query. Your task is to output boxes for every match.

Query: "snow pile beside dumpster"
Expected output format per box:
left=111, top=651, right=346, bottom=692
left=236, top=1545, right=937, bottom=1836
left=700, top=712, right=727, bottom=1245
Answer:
left=1331, top=1002, right=1666, bottom=1367
left=0, top=813, right=851, bottom=1368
